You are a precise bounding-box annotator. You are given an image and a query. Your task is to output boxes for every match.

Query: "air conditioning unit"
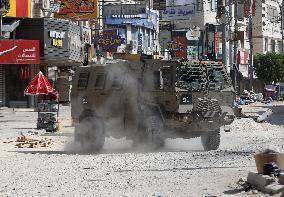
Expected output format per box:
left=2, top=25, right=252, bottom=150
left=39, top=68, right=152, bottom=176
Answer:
left=42, top=0, right=50, bottom=10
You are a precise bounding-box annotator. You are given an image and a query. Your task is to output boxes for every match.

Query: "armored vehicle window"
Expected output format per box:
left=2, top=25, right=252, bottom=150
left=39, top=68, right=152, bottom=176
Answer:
left=112, top=75, right=122, bottom=89
left=78, top=72, right=89, bottom=90
left=153, top=71, right=161, bottom=90
left=95, top=73, right=106, bottom=89
left=161, top=68, right=173, bottom=89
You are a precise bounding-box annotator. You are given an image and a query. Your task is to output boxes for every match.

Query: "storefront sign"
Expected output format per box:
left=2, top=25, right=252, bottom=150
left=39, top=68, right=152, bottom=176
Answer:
left=105, top=10, right=158, bottom=30
left=49, top=30, right=66, bottom=47
left=56, top=0, right=98, bottom=20
left=162, top=6, right=195, bottom=20
left=153, top=0, right=166, bottom=10
left=167, top=41, right=183, bottom=51
left=0, top=40, right=40, bottom=64
left=168, top=0, right=194, bottom=5
left=104, top=4, right=146, bottom=16
left=98, top=30, right=125, bottom=52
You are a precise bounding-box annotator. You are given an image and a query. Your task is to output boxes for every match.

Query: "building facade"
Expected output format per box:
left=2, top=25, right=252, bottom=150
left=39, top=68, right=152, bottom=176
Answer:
left=253, top=0, right=282, bottom=54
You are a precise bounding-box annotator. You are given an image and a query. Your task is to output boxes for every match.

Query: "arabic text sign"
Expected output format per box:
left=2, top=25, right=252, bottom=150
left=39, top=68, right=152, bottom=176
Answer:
left=104, top=4, right=146, bottom=16
left=98, top=30, right=125, bottom=52
left=162, top=6, right=195, bottom=20
left=56, top=0, right=97, bottom=20
left=0, top=40, right=40, bottom=64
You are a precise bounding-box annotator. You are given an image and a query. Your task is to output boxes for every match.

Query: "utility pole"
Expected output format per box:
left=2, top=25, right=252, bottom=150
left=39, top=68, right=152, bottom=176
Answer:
left=233, top=0, right=238, bottom=93
left=280, top=0, right=284, bottom=53
left=248, top=1, right=253, bottom=91
left=228, top=1, right=232, bottom=69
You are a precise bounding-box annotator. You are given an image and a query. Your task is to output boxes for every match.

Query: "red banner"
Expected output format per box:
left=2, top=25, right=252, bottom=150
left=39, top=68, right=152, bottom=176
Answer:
left=215, top=32, right=219, bottom=54
left=0, top=40, right=40, bottom=64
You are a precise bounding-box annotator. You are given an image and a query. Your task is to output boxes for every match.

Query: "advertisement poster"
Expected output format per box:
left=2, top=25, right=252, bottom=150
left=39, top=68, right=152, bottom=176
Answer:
left=104, top=4, right=146, bottom=16
left=173, top=36, right=187, bottom=59
left=98, top=29, right=125, bottom=52
left=56, top=0, right=98, bottom=20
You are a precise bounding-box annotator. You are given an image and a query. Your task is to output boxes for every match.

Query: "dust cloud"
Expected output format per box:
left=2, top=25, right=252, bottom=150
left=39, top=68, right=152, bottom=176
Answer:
left=65, top=60, right=206, bottom=154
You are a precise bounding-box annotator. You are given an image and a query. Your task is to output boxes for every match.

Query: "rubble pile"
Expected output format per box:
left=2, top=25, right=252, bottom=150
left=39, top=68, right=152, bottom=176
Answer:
left=245, top=152, right=284, bottom=196
left=15, top=136, right=52, bottom=148
left=229, top=118, right=272, bottom=132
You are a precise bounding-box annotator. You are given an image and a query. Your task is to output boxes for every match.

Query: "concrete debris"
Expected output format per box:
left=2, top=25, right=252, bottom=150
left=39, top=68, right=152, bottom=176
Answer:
left=256, top=109, right=273, bottom=123
left=247, top=172, right=284, bottom=195
left=247, top=172, right=276, bottom=188
left=15, top=136, right=52, bottom=148
left=264, top=183, right=284, bottom=195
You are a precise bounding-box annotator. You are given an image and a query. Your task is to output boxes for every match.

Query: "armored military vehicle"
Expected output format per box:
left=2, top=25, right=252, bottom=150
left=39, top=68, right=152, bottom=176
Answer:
left=71, top=59, right=235, bottom=151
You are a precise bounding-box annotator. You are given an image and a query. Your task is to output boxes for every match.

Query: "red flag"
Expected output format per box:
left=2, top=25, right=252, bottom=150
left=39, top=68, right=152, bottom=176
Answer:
left=24, top=71, right=54, bottom=95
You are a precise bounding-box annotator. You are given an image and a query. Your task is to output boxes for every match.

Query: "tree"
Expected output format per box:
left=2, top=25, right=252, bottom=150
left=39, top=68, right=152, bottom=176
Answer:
left=253, top=52, right=284, bottom=84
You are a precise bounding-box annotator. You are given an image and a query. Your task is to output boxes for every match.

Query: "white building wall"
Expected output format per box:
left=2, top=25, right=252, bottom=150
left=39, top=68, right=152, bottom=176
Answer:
left=252, top=0, right=282, bottom=54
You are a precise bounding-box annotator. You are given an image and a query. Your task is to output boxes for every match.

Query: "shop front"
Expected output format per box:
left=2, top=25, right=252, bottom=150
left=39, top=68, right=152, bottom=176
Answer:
left=0, top=40, right=40, bottom=108
left=13, top=18, right=82, bottom=103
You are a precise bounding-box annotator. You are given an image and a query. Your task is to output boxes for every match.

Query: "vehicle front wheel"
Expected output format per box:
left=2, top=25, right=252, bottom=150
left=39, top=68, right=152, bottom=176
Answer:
left=145, top=116, right=165, bottom=149
left=75, top=117, right=105, bottom=152
left=201, top=129, right=220, bottom=151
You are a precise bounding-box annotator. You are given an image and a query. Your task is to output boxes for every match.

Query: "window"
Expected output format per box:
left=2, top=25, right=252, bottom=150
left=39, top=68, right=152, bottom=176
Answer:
left=264, top=38, right=268, bottom=51
left=271, top=40, right=275, bottom=52
left=278, top=41, right=283, bottom=53
left=211, top=0, right=217, bottom=11
left=266, top=5, right=278, bottom=21
left=78, top=72, right=89, bottom=90
left=153, top=71, right=161, bottom=90
left=196, top=0, right=203, bottom=11
left=161, top=68, right=173, bottom=89
left=95, top=73, right=106, bottom=89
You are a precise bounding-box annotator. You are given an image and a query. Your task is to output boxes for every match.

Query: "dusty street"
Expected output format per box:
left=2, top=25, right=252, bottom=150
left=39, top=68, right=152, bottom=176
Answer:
left=0, top=102, right=284, bottom=197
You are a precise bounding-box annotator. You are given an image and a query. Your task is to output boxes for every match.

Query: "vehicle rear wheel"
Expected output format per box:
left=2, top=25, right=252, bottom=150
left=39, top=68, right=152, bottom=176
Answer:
left=75, top=117, right=105, bottom=152
left=145, top=116, right=165, bottom=149
left=201, top=129, right=220, bottom=151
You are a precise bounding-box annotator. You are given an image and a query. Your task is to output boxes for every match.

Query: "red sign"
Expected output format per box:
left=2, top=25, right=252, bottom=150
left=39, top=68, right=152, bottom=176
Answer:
left=173, top=36, right=187, bottom=59
left=214, top=32, right=219, bottom=54
left=0, top=40, right=40, bottom=64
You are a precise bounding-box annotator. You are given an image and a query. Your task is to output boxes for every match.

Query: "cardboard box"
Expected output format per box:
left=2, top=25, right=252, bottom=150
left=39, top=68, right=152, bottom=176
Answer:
left=254, top=153, right=284, bottom=174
